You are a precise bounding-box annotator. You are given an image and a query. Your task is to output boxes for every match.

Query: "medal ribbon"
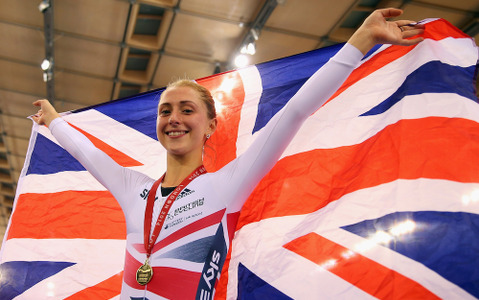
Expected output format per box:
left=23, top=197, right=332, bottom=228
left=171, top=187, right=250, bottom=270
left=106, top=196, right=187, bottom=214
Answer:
left=143, top=165, right=207, bottom=258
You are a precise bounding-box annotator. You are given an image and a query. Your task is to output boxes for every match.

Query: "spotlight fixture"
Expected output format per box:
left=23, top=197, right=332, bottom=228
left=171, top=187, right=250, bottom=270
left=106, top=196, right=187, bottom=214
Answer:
left=240, top=41, right=256, bottom=55
left=38, top=0, right=50, bottom=13
left=240, top=32, right=257, bottom=56
left=41, top=58, right=52, bottom=71
left=230, top=0, right=280, bottom=70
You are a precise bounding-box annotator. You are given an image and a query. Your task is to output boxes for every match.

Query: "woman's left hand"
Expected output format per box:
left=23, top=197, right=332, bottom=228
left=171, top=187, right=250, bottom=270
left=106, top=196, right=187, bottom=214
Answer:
left=348, top=8, right=425, bottom=55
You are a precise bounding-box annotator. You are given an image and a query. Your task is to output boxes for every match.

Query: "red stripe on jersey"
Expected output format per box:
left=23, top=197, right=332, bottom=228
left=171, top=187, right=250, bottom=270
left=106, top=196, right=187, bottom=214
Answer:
left=64, top=271, right=123, bottom=299
left=133, top=209, right=226, bottom=254
left=68, top=122, right=143, bottom=167
left=7, top=191, right=125, bottom=239
left=237, top=117, right=479, bottom=229
left=284, top=232, right=441, bottom=299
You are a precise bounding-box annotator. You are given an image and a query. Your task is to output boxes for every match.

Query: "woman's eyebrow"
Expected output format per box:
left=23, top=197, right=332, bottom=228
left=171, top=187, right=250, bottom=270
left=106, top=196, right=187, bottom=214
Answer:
left=179, top=100, right=198, bottom=106
left=159, top=100, right=197, bottom=106
left=158, top=103, right=171, bottom=109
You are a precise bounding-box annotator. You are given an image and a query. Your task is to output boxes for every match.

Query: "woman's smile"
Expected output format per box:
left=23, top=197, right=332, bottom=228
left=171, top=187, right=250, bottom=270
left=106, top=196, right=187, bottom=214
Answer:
left=166, top=130, right=188, bottom=137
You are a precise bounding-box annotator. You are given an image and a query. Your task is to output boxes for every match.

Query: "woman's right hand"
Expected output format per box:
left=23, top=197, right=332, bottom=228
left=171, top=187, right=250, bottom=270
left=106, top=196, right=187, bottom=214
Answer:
left=32, top=99, right=60, bottom=127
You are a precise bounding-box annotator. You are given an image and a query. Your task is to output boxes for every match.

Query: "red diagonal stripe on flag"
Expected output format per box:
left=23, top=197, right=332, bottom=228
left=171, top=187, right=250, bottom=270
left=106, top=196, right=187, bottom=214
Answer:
left=67, top=122, right=143, bottom=167
left=7, top=191, right=125, bottom=239
left=237, top=117, right=479, bottom=229
left=64, top=271, right=123, bottom=299
left=284, top=232, right=440, bottom=299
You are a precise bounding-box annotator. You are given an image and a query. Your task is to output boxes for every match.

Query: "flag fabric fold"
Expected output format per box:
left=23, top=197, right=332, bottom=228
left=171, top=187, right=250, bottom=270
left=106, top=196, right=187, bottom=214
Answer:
left=1, top=18, right=478, bottom=299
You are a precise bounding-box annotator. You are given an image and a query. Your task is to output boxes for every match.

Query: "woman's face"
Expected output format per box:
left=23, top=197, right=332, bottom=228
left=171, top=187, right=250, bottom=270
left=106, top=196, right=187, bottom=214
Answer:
left=157, top=86, right=216, bottom=158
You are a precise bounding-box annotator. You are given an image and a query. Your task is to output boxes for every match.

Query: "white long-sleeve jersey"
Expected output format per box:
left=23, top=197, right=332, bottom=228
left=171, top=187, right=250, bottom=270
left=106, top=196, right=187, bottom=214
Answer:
left=49, top=43, right=363, bottom=300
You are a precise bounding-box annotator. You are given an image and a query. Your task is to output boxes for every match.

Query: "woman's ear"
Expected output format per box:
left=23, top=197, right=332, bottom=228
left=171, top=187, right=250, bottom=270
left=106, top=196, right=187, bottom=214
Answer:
left=208, top=118, right=218, bottom=136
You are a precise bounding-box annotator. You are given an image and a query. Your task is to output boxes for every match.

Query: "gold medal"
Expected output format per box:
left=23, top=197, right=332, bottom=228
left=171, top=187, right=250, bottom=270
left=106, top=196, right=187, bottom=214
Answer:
left=136, top=258, right=153, bottom=285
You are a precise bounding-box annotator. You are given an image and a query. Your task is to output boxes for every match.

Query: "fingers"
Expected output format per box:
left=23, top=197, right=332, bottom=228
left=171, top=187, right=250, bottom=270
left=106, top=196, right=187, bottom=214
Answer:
left=394, top=17, right=425, bottom=46
left=398, top=36, right=425, bottom=46
left=30, top=112, right=44, bottom=125
left=33, top=99, right=45, bottom=106
left=399, top=23, right=425, bottom=46
left=32, top=99, right=51, bottom=110
left=402, top=28, right=425, bottom=38
left=31, top=115, right=42, bottom=125
left=397, top=20, right=425, bottom=32
left=396, top=20, right=418, bottom=27
left=377, top=8, right=403, bottom=19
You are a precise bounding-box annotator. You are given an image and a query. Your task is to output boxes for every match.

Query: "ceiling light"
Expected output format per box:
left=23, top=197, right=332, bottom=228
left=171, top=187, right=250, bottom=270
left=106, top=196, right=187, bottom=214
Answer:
left=41, top=58, right=51, bottom=71
left=234, top=54, right=249, bottom=68
left=246, top=42, right=256, bottom=55
left=38, top=0, right=50, bottom=12
left=240, top=42, right=256, bottom=56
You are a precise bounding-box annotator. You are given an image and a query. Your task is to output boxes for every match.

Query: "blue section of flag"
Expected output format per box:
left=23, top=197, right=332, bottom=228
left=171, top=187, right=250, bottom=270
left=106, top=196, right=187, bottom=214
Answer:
left=0, top=261, right=75, bottom=300
left=253, top=44, right=343, bottom=134
left=341, top=211, right=479, bottom=298
left=362, top=44, right=383, bottom=60
left=26, top=133, right=85, bottom=175
left=90, top=91, right=162, bottom=141
left=237, top=263, right=293, bottom=299
left=360, top=62, right=478, bottom=116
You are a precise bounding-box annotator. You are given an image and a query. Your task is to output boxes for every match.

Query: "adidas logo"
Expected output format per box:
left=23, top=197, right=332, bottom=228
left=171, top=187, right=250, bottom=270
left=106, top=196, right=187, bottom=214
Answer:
left=177, top=188, right=194, bottom=200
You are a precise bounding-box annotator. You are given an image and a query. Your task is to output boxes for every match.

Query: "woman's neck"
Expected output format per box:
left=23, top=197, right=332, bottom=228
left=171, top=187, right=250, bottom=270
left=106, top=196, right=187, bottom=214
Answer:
left=162, top=154, right=203, bottom=187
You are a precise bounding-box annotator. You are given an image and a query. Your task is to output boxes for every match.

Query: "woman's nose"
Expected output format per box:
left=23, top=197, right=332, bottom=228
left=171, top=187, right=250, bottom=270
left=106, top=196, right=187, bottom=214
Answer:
left=168, top=111, right=181, bottom=125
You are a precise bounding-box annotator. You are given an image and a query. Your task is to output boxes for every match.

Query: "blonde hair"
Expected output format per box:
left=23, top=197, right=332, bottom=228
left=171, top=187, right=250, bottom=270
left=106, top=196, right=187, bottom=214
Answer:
left=163, top=80, right=216, bottom=120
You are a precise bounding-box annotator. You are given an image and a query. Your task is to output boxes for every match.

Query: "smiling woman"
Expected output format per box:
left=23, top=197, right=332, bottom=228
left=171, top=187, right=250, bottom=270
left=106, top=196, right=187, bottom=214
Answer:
left=156, top=83, right=217, bottom=186
left=30, top=8, right=424, bottom=300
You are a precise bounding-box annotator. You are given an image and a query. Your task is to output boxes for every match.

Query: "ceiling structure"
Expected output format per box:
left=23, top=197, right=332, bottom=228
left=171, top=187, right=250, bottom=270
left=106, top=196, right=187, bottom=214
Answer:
left=0, top=0, right=478, bottom=241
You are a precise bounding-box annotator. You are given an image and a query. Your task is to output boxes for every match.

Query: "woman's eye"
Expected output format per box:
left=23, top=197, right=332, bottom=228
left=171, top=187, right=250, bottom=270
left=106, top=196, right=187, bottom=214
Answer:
left=159, top=110, right=170, bottom=116
left=183, top=109, right=194, bottom=114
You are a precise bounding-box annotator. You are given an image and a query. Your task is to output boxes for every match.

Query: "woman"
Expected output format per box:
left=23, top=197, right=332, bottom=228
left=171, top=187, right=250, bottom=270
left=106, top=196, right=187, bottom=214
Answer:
left=33, top=8, right=424, bottom=300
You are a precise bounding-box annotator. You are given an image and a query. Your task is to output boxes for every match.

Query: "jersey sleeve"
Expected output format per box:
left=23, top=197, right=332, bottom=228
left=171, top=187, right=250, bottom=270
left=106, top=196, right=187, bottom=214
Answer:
left=217, top=43, right=364, bottom=211
left=49, top=117, right=148, bottom=209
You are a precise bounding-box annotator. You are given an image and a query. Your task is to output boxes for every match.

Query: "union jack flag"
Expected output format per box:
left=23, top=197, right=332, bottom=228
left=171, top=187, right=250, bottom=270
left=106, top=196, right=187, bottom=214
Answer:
left=0, top=18, right=478, bottom=299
